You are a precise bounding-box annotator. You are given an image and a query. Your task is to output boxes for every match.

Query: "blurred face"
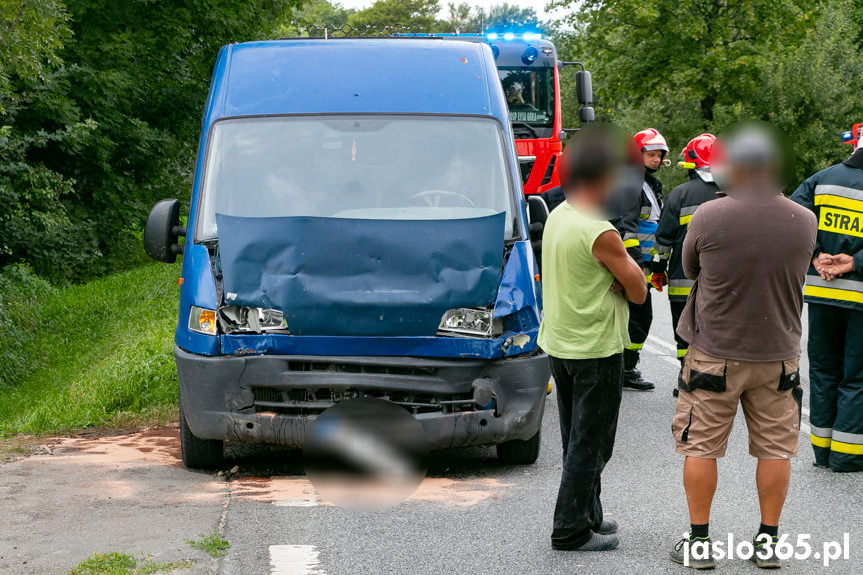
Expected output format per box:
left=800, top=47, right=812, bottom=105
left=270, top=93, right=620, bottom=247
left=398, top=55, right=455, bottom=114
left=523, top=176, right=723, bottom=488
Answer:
left=568, top=173, right=614, bottom=208
left=642, top=150, right=664, bottom=170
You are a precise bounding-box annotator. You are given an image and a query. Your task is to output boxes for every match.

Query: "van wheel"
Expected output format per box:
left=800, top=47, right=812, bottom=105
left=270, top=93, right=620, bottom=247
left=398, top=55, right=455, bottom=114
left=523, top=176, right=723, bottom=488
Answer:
left=179, top=395, right=224, bottom=469
left=496, top=430, right=540, bottom=464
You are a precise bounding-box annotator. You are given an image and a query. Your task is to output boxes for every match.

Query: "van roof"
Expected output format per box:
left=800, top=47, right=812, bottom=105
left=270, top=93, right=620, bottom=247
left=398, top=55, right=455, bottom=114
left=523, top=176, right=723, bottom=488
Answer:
left=206, top=39, right=505, bottom=122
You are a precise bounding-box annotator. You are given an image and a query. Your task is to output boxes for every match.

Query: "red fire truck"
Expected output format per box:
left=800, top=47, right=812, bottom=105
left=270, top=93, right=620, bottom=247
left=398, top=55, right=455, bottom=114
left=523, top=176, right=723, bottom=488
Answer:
left=414, top=31, right=594, bottom=195
left=483, top=32, right=594, bottom=195
left=842, top=123, right=863, bottom=147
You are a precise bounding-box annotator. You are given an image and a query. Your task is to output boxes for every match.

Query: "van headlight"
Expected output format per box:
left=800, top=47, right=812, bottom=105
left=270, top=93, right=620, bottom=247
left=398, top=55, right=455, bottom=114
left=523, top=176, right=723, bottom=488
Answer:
left=189, top=306, right=217, bottom=335
left=438, top=308, right=502, bottom=338
left=218, top=306, right=289, bottom=334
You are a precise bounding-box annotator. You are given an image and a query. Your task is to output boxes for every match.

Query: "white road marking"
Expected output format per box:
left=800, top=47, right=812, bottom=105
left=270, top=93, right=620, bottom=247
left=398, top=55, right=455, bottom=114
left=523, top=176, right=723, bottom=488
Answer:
left=270, top=545, right=325, bottom=575
left=274, top=498, right=320, bottom=507
left=647, top=335, right=678, bottom=354
left=643, top=340, right=682, bottom=368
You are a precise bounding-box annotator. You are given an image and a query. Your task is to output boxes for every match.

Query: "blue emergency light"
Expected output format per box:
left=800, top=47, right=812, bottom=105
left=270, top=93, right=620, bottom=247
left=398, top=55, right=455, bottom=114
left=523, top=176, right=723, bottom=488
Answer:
left=842, top=130, right=855, bottom=143
left=485, top=31, right=542, bottom=41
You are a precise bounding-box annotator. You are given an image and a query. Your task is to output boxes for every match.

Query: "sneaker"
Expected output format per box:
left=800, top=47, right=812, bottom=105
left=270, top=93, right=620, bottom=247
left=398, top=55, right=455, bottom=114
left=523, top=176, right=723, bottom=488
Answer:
left=596, top=518, right=618, bottom=535
left=624, top=369, right=655, bottom=391
left=553, top=531, right=620, bottom=551
left=751, top=535, right=781, bottom=569
left=671, top=537, right=715, bottom=569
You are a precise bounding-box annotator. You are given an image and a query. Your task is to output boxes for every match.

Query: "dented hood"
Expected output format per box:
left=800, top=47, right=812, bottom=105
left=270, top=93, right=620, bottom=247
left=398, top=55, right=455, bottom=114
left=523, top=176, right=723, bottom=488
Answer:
left=216, top=213, right=505, bottom=336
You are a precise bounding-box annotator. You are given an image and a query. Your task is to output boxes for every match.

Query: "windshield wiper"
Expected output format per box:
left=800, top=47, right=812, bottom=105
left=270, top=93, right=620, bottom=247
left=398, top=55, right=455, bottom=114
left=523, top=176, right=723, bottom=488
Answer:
left=511, top=122, right=540, bottom=138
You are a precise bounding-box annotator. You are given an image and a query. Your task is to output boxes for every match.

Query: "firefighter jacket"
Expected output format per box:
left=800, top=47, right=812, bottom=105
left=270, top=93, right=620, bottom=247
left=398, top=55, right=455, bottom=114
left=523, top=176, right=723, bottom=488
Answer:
left=620, top=172, right=663, bottom=266
left=655, top=172, right=720, bottom=301
left=790, top=147, right=863, bottom=311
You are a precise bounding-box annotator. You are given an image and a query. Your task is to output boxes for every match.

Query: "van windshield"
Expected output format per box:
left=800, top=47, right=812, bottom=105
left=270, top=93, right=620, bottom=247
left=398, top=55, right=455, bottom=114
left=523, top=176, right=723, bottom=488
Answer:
left=196, top=115, right=517, bottom=242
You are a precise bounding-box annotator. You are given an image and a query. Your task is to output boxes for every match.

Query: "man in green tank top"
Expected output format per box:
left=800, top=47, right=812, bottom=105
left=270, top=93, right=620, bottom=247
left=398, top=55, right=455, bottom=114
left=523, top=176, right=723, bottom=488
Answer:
left=539, top=127, right=647, bottom=552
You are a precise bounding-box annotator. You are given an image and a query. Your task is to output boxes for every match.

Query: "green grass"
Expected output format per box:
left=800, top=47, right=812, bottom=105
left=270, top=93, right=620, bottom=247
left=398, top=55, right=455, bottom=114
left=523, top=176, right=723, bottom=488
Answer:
left=68, top=552, right=190, bottom=575
left=185, top=532, right=230, bottom=557
left=0, top=263, right=181, bottom=435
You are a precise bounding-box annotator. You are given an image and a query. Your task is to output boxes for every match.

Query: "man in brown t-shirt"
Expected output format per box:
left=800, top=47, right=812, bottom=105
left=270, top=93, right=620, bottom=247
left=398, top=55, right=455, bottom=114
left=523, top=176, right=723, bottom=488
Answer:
left=669, top=126, right=817, bottom=569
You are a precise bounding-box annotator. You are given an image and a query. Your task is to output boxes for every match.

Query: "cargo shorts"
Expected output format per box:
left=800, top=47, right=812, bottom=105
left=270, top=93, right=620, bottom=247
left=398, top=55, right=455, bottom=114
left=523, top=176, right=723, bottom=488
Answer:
left=672, top=347, right=804, bottom=460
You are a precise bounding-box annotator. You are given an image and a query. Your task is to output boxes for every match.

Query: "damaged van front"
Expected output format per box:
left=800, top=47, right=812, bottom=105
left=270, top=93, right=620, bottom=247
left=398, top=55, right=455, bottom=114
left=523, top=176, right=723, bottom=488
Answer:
left=144, top=38, right=549, bottom=469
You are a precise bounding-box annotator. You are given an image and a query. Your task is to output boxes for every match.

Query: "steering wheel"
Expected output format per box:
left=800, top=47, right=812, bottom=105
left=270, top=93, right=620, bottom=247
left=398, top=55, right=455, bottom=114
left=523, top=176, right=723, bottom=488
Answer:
left=402, top=190, right=476, bottom=208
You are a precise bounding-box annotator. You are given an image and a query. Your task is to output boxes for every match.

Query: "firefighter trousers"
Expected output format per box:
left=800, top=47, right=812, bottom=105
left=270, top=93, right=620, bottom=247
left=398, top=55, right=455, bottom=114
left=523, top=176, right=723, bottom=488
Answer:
left=625, top=289, right=653, bottom=370
left=808, top=303, right=863, bottom=472
left=670, top=300, right=689, bottom=360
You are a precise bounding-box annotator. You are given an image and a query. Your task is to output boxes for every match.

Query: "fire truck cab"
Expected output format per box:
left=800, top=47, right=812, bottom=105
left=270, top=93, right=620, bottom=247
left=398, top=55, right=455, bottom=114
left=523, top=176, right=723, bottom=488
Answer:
left=484, top=33, right=594, bottom=195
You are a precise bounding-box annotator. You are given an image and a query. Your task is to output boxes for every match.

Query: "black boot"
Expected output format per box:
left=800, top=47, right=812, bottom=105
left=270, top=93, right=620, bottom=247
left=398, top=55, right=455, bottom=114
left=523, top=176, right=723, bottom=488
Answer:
left=624, top=369, right=655, bottom=390
left=623, top=348, right=655, bottom=391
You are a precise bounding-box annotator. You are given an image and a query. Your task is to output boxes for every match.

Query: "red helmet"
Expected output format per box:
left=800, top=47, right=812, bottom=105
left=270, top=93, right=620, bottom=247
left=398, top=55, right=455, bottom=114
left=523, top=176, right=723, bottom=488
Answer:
left=633, top=128, right=669, bottom=158
left=679, top=133, right=716, bottom=169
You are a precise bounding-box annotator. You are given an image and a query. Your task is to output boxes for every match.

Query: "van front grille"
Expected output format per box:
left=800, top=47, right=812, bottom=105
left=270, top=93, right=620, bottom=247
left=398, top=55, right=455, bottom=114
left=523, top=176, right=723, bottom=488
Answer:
left=252, top=386, right=476, bottom=416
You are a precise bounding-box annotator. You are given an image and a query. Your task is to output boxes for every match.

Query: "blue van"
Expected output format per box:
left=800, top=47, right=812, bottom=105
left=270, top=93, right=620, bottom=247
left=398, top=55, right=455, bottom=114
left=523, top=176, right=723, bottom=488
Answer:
left=144, top=38, right=550, bottom=468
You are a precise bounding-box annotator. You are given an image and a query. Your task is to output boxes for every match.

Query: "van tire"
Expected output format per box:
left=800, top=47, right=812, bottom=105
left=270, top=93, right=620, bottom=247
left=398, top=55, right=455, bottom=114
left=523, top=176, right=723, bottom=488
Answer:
left=496, top=430, right=540, bottom=464
left=179, top=395, right=224, bottom=469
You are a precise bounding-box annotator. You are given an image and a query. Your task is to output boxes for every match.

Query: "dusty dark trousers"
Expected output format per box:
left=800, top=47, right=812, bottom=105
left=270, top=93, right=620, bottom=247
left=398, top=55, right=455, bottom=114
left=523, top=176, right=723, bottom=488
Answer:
left=625, top=290, right=653, bottom=368
left=808, top=303, right=863, bottom=472
left=549, top=354, right=624, bottom=547
left=670, top=300, right=689, bottom=359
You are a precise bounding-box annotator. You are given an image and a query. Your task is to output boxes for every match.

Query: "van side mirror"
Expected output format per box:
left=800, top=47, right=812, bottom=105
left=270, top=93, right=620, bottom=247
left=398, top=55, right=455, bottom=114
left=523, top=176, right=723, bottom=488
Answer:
left=526, top=195, right=550, bottom=229
left=526, top=195, right=550, bottom=262
left=144, top=199, right=186, bottom=263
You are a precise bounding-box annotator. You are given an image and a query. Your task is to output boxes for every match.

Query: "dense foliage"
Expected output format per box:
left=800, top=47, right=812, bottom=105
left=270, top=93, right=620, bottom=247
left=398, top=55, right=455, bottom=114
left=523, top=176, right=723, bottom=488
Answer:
left=280, top=1, right=543, bottom=36
left=554, top=0, right=863, bottom=190
left=1, top=0, right=299, bottom=283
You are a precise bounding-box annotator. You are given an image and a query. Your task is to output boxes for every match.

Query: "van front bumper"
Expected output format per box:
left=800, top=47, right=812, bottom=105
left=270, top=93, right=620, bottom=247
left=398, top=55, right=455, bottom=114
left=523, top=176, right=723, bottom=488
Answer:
left=174, top=346, right=549, bottom=450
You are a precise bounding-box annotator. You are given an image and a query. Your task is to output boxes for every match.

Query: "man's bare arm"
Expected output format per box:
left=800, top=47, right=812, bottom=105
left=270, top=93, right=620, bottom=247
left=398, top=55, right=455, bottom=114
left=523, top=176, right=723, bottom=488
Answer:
left=592, top=230, right=647, bottom=304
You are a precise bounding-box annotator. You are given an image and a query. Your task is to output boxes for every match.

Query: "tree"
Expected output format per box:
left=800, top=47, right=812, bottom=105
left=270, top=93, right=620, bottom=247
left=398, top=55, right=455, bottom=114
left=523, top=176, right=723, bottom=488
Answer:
left=278, top=0, right=356, bottom=36
left=480, top=3, right=540, bottom=31
left=1, top=0, right=302, bottom=282
left=0, top=1, right=99, bottom=281
left=348, top=0, right=440, bottom=31
left=553, top=0, right=862, bottom=190
left=437, top=2, right=475, bottom=33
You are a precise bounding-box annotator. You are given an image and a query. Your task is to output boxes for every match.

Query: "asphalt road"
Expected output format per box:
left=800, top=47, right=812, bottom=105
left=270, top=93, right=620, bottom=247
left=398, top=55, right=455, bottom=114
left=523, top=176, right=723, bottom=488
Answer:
left=221, top=299, right=862, bottom=575
left=2, top=297, right=862, bottom=575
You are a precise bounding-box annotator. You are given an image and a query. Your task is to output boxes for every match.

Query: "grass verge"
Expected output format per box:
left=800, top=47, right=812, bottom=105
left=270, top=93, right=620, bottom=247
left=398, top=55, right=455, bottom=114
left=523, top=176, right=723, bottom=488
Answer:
left=185, top=532, right=230, bottom=558
left=68, top=552, right=190, bottom=575
left=0, top=263, right=180, bottom=435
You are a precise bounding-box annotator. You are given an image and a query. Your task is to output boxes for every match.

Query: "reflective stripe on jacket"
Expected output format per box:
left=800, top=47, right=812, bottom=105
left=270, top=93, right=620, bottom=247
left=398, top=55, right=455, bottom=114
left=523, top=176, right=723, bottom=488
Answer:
left=790, top=148, right=863, bottom=312
left=655, top=173, right=720, bottom=301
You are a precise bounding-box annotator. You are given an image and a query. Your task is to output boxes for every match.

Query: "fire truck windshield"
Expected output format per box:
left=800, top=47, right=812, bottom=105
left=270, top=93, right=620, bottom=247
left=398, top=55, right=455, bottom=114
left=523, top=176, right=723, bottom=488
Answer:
left=196, top=115, right=517, bottom=242
left=498, top=66, right=554, bottom=138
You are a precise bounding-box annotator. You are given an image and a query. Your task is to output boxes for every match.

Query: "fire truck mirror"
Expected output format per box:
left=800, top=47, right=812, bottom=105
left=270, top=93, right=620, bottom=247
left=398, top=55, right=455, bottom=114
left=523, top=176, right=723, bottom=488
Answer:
left=575, top=70, right=593, bottom=105
left=578, top=106, right=595, bottom=123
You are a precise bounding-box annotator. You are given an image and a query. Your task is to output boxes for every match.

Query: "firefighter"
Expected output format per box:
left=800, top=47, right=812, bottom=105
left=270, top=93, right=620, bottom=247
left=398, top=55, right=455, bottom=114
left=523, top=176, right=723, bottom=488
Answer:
left=618, top=128, right=668, bottom=390
left=654, top=134, right=720, bottom=364
left=790, top=126, right=863, bottom=472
